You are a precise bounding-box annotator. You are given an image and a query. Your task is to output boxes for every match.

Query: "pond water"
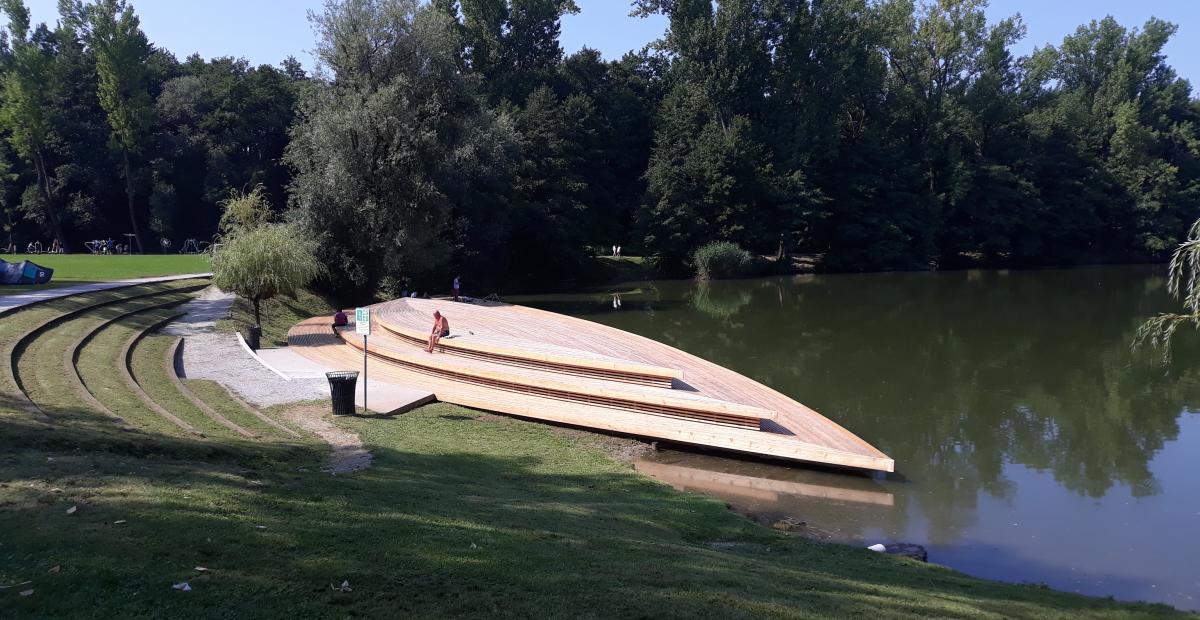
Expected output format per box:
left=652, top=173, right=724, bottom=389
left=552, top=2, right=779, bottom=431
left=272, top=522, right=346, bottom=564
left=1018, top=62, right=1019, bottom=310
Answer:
left=509, top=265, right=1200, bottom=610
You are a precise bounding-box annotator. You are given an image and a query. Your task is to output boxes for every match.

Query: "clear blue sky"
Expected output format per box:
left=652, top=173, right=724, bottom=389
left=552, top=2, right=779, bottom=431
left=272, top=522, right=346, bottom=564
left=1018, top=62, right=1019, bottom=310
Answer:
left=13, top=0, right=1200, bottom=88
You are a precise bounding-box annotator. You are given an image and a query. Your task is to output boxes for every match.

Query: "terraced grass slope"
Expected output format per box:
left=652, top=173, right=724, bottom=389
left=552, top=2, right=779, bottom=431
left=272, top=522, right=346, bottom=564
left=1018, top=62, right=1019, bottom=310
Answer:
left=0, top=279, right=307, bottom=450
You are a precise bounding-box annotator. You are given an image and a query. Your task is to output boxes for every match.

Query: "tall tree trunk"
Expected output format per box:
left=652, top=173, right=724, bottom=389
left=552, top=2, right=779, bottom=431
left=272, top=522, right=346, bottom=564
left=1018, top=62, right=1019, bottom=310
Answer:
left=122, top=147, right=143, bottom=253
left=32, top=150, right=68, bottom=252
left=252, top=296, right=262, bottom=327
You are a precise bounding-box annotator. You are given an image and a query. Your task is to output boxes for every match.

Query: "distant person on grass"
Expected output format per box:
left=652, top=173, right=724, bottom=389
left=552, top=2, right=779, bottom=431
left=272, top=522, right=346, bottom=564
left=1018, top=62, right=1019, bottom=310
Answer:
left=426, top=310, right=449, bottom=353
left=453, top=275, right=461, bottom=302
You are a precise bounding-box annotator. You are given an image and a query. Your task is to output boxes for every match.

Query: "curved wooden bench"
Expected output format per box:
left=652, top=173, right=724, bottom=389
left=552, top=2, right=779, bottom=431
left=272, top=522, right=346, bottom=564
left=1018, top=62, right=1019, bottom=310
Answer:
left=64, top=295, right=200, bottom=426
left=118, top=312, right=200, bottom=435
left=6, top=282, right=208, bottom=420
left=162, top=337, right=255, bottom=438
left=167, top=338, right=302, bottom=439
left=375, top=317, right=681, bottom=388
left=334, top=325, right=773, bottom=429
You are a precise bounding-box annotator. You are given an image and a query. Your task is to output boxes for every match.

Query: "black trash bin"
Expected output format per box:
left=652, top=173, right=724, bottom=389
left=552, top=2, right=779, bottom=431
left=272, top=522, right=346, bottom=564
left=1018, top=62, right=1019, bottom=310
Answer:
left=247, top=325, right=262, bottom=351
left=326, top=371, right=359, bottom=416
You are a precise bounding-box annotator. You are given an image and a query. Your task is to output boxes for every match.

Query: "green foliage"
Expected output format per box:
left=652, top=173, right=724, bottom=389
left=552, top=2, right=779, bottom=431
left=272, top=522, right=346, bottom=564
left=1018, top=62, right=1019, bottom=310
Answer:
left=88, top=0, right=154, bottom=252
left=88, top=0, right=151, bottom=153
left=0, top=0, right=1197, bottom=294
left=217, top=184, right=273, bottom=235
left=1135, top=219, right=1200, bottom=364
left=210, top=222, right=321, bottom=325
left=692, top=240, right=752, bottom=280
left=288, top=0, right=516, bottom=296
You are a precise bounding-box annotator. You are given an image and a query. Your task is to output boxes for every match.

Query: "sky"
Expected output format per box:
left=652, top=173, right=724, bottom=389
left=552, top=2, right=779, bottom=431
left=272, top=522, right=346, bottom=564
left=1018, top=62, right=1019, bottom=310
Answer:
left=11, top=0, right=1200, bottom=87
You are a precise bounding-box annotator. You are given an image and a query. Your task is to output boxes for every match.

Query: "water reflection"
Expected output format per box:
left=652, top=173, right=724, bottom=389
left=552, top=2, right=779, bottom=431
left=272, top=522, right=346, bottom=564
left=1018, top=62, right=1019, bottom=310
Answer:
left=510, top=265, right=1200, bottom=609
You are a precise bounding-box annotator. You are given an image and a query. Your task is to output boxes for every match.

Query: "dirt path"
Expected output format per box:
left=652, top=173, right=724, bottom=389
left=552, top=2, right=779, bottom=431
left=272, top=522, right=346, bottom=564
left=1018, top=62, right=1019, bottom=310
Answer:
left=283, top=405, right=372, bottom=474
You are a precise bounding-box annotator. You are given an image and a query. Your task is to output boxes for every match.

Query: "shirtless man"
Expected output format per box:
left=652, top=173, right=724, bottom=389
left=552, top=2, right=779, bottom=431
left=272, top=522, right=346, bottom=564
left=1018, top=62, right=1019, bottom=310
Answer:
left=426, top=310, right=449, bottom=353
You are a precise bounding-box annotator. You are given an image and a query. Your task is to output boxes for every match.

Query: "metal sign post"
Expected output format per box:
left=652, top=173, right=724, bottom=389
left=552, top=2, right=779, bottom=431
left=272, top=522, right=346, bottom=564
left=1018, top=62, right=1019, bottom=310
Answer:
left=355, top=307, right=371, bottom=413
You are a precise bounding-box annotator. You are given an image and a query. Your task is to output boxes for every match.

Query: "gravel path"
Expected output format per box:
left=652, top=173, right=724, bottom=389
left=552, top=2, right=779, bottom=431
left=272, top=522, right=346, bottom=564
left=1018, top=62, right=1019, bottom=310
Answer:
left=168, top=286, right=371, bottom=473
left=171, top=287, right=328, bottom=406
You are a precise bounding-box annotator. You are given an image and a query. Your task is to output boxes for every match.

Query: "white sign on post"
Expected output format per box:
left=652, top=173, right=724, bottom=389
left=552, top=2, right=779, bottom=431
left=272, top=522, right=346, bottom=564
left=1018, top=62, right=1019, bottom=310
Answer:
left=355, top=307, right=370, bottom=413
left=355, top=307, right=371, bottom=335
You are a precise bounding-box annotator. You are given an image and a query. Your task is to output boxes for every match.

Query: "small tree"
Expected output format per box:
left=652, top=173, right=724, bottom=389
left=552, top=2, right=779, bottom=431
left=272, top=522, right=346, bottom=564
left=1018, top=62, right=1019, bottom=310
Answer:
left=1135, top=218, right=1200, bottom=364
left=211, top=222, right=321, bottom=329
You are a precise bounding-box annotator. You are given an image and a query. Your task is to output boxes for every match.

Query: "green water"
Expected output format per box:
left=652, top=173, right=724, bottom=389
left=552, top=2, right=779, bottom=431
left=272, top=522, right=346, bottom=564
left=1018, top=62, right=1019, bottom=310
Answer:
left=509, top=265, right=1200, bottom=610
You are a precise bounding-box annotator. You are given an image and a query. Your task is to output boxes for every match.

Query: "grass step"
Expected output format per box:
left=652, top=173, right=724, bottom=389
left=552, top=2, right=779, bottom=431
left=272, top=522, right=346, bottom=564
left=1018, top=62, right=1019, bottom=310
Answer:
left=77, top=309, right=197, bottom=438
left=159, top=337, right=256, bottom=439
left=2, top=280, right=208, bottom=419
left=20, top=291, right=202, bottom=424
left=167, top=339, right=302, bottom=440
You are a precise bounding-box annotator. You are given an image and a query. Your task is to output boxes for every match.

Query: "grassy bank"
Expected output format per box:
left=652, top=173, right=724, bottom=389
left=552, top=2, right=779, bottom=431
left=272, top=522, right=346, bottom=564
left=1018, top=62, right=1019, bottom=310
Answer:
left=0, top=284, right=1189, bottom=618
left=217, top=288, right=336, bottom=347
left=0, top=253, right=210, bottom=295
left=1, top=402, right=1187, bottom=618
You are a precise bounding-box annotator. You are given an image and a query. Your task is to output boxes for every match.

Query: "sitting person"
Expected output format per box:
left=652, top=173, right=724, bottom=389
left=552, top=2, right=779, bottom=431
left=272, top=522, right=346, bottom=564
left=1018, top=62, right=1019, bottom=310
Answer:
left=425, top=310, right=449, bottom=353
left=332, top=309, right=348, bottom=332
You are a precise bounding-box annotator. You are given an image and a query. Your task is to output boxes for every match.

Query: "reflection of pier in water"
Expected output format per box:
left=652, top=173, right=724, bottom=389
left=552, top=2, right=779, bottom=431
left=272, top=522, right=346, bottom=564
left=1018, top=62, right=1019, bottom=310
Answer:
left=635, top=451, right=895, bottom=509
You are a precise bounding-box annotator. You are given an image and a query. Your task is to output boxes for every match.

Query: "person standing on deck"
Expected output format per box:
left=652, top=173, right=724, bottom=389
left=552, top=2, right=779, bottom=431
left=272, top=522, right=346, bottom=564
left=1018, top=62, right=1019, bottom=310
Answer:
left=452, top=276, right=461, bottom=302
left=426, top=310, right=449, bottom=353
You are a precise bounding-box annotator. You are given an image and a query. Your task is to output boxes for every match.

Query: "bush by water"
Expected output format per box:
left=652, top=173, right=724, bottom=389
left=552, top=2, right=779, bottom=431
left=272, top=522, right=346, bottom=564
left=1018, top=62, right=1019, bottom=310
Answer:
left=693, top=241, right=753, bottom=279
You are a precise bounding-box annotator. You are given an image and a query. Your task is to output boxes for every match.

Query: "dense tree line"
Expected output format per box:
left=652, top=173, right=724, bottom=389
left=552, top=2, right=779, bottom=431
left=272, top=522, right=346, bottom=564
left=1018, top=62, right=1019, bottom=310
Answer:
left=0, top=0, right=303, bottom=254
left=3, top=0, right=1198, bottom=293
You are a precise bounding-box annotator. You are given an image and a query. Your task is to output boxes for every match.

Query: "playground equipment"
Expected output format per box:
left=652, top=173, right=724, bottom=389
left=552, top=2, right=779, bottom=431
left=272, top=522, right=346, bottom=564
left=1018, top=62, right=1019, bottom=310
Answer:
left=179, top=238, right=211, bottom=254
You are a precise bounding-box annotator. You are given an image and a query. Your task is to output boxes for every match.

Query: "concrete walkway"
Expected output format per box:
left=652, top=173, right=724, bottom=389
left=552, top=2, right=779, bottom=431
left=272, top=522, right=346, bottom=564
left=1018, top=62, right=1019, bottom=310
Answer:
left=254, top=345, right=435, bottom=414
left=0, top=272, right=213, bottom=315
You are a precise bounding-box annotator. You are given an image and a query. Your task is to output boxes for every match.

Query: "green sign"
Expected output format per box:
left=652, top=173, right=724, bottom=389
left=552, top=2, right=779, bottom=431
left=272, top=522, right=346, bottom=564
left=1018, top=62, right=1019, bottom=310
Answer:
left=355, top=307, right=371, bottom=335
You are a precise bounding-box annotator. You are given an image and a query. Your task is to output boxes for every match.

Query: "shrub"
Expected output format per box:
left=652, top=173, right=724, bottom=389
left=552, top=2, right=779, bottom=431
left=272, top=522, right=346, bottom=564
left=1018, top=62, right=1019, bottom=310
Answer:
left=692, top=241, right=753, bottom=280
left=211, top=222, right=322, bottom=327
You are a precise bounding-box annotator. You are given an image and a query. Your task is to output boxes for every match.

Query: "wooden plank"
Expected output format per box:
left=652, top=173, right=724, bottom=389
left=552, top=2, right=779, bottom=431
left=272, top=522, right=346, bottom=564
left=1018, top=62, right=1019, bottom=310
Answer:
left=634, top=460, right=895, bottom=506
left=338, top=327, right=774, bottom=423
left=376, top=317, right=681, bottom=383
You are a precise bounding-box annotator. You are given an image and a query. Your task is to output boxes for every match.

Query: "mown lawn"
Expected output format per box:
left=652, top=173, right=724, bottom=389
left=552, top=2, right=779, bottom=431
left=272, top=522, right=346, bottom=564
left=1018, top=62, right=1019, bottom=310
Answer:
left=0, top=253, right=209, bottom=295
left=0, top=399, right=1189, bottom=619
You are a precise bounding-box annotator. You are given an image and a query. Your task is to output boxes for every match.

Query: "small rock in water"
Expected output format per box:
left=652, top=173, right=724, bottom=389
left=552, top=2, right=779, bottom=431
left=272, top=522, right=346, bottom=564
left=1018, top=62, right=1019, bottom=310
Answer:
left=771, top=517, right=807, bottom=532
left=866, top=543, right=887, bottom=552
left=883, top=543, right=928, bottom=562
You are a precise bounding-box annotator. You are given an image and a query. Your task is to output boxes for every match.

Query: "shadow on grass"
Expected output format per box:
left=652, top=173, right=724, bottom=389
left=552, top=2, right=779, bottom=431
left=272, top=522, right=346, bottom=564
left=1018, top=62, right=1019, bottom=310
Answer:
left=0, top=396, right=1185, bottom=619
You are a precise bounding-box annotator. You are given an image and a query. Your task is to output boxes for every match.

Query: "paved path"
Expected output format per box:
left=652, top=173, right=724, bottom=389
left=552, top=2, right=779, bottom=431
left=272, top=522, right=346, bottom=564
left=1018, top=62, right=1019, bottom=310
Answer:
left=0, top=273, right=213, bottom=315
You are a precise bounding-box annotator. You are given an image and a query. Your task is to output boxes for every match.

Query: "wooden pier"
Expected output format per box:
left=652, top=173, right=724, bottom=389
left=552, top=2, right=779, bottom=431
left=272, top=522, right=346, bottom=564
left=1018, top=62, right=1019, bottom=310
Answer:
left=287, top=297, right=894, bottom=472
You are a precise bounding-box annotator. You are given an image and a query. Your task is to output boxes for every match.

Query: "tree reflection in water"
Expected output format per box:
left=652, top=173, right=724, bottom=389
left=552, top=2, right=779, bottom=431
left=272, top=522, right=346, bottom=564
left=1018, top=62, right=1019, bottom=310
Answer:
left=511, top=265, right=1200, bottom=544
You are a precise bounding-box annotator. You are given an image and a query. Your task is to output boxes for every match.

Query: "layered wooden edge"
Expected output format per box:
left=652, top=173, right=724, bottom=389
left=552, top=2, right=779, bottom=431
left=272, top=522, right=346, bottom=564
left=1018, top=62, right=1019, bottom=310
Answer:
left=376, top=318, right=682, bottom=386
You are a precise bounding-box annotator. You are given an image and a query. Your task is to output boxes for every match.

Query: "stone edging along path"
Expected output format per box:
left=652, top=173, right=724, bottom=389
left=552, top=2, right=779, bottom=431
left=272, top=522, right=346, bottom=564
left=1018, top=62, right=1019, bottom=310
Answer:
left=0, top=272, right=213, bottom=316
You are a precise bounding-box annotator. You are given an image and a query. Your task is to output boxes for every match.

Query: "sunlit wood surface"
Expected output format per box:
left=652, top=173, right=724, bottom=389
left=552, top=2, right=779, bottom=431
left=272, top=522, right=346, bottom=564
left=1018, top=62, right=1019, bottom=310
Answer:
left=288, top=297, right=893, bottom=472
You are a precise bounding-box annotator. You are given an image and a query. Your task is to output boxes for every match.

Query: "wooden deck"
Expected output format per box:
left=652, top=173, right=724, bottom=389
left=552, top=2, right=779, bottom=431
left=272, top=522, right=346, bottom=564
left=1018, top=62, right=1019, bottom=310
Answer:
left=287, top=297, right=894, bottom=472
